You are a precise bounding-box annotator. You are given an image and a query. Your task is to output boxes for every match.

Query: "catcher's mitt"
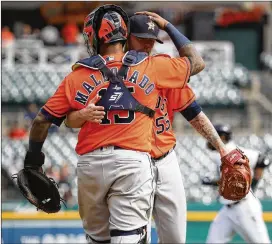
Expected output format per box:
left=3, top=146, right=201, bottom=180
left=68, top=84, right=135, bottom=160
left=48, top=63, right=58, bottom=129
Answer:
left=13, top=169, right=62, bottom=213
left=218, top=148, right=252, bottom=201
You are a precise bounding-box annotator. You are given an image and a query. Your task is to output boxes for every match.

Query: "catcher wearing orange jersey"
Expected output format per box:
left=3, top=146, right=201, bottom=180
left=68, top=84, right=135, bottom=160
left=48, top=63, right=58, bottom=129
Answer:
left=21, top=4, right=209, bottom=244
left=65, top=12, right=250, bottom=244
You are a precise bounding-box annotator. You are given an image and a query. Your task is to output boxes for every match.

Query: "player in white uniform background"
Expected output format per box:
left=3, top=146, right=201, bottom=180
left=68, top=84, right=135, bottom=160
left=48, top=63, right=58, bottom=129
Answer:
left=202, top=124, right=271, bottom=243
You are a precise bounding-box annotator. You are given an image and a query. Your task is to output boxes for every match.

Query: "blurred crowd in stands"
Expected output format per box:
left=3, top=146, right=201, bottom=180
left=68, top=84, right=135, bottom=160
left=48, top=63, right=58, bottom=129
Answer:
left=2, top=161, right=77, bottom=208
left=2, top=21, right=83, bottom=48
left=45, top=162, right=77, bottom=208
left=5, top=103, right=59, bottom=140
left=2, top=102, right=77, bottom=207
left=1, top=18, right=84, bottom=207
left=2, top=102, right=76, bottom=208
left=1, top=1, right=271, bottom=210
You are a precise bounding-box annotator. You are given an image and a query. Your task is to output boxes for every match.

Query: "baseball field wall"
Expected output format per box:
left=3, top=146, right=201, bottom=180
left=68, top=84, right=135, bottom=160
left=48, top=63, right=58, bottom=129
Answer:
left=2, top=201, right=272, bottom=243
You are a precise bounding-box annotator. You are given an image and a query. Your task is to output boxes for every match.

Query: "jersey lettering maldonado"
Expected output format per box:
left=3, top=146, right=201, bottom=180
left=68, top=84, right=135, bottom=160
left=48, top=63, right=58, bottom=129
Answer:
left=41, top=53, right=190, bottom=155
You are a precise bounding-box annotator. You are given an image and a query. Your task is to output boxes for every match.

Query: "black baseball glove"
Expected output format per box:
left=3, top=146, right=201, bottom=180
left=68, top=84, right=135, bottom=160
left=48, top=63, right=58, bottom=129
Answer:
left=13, top=151, right=63, bottom=213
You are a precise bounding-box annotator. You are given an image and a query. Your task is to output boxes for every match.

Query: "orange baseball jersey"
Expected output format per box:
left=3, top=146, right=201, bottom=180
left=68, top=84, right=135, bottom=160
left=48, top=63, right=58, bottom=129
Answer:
left=151, top=84, right=196, bottom=158
left=41, top=53, right=191, bottom=155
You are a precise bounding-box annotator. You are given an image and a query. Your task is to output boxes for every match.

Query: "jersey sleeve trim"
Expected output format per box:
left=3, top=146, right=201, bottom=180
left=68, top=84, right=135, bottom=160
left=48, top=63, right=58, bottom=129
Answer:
left=40, top=107, right=66, bottom=126
left=43, top=105, right=67, bottom=117
left=172, top=94, right=196, bottom=112
left=180, top=100, right=202, bottom=121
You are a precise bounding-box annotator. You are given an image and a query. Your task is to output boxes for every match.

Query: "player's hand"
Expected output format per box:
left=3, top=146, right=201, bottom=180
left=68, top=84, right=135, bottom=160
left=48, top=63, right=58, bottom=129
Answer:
left=219, top=146, right=234, bottom=159
left=135, top=11, right=169, bottom=30
left=78, top=95, right=105, bottom=124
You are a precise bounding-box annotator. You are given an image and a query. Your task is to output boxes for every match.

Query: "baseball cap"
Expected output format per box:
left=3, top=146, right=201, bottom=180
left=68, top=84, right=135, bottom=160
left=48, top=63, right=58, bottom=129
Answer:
left=129, top=15, right=163, bottom=44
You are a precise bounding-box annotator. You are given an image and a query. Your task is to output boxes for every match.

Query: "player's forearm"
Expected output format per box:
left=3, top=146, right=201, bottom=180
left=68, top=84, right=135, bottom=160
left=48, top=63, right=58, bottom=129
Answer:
left=29, top=112, right=52, bottom=152
left=179, top=103, right=226, bottom=155
left=164, top=23, right=205, bottom=75
left=65, top=111, right=86, bottom=128
left=189, top=111, right=227, bottom=156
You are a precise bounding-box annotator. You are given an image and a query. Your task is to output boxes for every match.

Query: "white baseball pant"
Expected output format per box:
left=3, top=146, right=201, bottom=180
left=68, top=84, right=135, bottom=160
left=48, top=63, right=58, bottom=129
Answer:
left=77, top=146, right=155, bottom=243
left=206, top=193, right=271, bottom=243
left=151, top=149, right=187, bottom=243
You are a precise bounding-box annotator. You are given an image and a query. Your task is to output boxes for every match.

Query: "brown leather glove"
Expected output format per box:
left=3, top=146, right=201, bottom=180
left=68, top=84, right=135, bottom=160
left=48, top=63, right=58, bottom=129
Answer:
left=218, top=148, right=252, bottom=201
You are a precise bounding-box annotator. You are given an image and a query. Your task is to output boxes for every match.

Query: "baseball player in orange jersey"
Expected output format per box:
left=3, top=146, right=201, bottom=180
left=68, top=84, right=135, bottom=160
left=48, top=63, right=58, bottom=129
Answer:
left=66, top=12, right=236, bottom=244
left=22, top=4, right=206, bottom=244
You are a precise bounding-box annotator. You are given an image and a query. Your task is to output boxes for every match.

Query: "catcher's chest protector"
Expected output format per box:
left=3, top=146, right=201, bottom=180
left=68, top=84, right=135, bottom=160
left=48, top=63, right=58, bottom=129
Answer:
left=74, top=51, right=155, bottom=118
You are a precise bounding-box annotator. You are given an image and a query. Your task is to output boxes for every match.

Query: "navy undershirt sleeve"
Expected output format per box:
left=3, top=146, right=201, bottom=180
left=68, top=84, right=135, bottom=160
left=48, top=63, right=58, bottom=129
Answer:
left=180, top=101, right=202, bottom=121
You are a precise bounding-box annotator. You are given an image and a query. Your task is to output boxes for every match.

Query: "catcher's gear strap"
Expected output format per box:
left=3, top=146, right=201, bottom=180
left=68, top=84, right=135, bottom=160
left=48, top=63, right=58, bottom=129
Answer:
left=86, top=234, right=110, bottom=243
left=72, top=51, right=148, bottom=71
left=110, top=227, right=145, bottom=237
left=110, top=227, right=147, bottom=244
left=24, top=151, right=45, bottom=168
left=73, top=51, right=155, bottom=118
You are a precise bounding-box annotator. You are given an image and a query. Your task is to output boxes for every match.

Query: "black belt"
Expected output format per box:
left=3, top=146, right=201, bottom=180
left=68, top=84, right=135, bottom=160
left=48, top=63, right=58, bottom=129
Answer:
left=152, top=145, right=176, bottom=161
left=98, top=146, right=124, bottom=151
left=226, top=200, right=243, bottom=208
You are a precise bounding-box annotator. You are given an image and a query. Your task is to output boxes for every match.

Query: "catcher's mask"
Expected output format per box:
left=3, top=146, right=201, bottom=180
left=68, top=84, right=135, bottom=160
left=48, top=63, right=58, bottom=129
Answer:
left=83, top=4, right=129, bottom=56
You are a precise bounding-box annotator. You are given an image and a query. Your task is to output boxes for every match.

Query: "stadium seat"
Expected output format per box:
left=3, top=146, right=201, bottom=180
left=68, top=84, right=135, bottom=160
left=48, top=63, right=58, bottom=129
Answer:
left=261, top=52, right=272, bottom=71
left=2, top=133, right=272, bottom=202
left=2, top=64, right=250, bottom=107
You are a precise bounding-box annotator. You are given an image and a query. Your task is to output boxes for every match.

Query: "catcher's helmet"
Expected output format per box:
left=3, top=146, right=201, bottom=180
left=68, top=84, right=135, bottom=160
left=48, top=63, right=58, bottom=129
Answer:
left=214, top=124, right=232, bottom=142
left=83, top=4, right=129, bottom=56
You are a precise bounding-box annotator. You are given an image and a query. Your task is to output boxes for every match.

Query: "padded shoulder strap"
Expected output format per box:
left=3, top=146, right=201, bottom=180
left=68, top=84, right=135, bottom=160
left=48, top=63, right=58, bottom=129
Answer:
left=122, top=51, right=148, bottom=66
left=72, top=55, right=106, bottom=71
left=72, top=52, right=148, bottom=71
left=118, top=51, right=149, bottom=79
